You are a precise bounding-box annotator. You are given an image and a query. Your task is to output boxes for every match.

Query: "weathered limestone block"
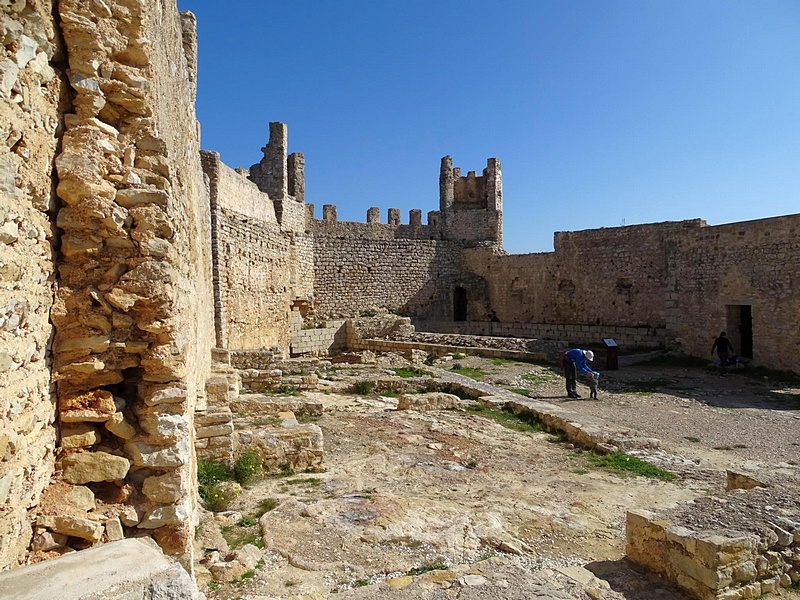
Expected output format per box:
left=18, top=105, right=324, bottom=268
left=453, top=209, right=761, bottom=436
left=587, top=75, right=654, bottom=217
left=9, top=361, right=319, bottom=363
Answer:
left=105, top=411, right=137, bottom=439
left=105, top=516, right=124, bottom=541
left=238, top=424, right=324, bottom=474
left=694, top=532, right=756, bottom=568
left=119, top=505, right=141, bottom=527
left=65, top=485, right=95, bottom=511
left=205, top=376, right=231, bottom=402
left=138, top=411, right=189, bottom=443
left=195, top=410, right=232, bottom=426
left=230, top=544, right=263, bottom=571
left=61, top=451, right=131, bottom=484
left=140, top=344, right=186, bottom=382
left=105, top=287, right=143, bottom=311
left=58, top=357, right=107, bottom=376
left=38, top=514, right=103, bottom=542
left=60, top=422, right=99, bottom=448
left=125, top=439, right=190, bottom=468
left=140, top=384, right=187, bottom=406
left=668, top=545, right=733, bottom=589
left=397, top=392, right=460, bottom=411
left=727, top=470, right=767, bottom=491
left=229, top=395, right=323, bottom=417
left=138, top=503, right=190, bottom=529
left=59, top=389, right=116, bottom=422
left=208, top=560, right=247, bottom=583
left=31, top=530, right=68, bottom=552
left=142, top=471, right=186, bottom=504
left=54, top=333, right=111, bottom=357
left=152, top=524, right=191, bottom=556
left=196, top=422, right=234, bottom=439
left=0, top=538, right=202, bottom=598
left=769, top=523, right=793, bottom=548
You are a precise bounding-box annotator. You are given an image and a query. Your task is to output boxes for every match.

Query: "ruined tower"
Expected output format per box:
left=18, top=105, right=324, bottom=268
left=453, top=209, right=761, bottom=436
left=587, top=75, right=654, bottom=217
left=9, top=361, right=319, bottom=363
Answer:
left=438, top=156, right=503, bottom=246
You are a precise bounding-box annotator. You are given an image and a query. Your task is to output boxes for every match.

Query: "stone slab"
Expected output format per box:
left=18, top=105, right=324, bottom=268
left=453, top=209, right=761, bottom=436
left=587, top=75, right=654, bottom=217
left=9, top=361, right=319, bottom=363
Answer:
left=0, top=538, right=200, bottom=599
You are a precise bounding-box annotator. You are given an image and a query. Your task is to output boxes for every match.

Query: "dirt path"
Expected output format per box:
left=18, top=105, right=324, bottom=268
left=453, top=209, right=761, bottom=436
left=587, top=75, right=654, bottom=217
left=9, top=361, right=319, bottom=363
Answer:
left=201, top=355, right=800, bottom=600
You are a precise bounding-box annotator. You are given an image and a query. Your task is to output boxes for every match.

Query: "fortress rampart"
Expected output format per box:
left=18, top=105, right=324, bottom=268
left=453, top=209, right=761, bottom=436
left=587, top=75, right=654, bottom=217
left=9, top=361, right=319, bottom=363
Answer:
left=1, top=0, right=214, bottom=571
left=207, top=120, right=800, bottom=373
left=1, top=0, right=799, bottom=589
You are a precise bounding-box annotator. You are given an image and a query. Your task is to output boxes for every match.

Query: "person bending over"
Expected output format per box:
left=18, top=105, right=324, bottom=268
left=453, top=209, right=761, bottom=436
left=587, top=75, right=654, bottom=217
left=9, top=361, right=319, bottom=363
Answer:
left=563, top=348, right=595, bottom=398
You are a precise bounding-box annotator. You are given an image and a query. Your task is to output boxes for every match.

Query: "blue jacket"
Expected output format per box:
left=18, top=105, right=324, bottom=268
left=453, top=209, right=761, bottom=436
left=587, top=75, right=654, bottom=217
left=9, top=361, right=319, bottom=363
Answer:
left=566, top=348, right=594, bottom=375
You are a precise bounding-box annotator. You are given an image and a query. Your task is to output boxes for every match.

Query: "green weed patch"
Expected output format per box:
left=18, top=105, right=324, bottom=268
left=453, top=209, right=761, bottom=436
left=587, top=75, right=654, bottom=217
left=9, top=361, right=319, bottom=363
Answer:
left=407, top=563, right=448, bottom=576
left=466, top=405, right=546, bottom=434
left=392, top=366, right=432, bottom=378
left=586, top=452, right=676, bottom=481
left=450, top=364, right=487, bottom=379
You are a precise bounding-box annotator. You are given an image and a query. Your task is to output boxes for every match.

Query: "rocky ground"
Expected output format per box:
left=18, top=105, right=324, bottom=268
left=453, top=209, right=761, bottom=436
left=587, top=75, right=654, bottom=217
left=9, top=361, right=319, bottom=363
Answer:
left=198, top=353, right=800, bottom=600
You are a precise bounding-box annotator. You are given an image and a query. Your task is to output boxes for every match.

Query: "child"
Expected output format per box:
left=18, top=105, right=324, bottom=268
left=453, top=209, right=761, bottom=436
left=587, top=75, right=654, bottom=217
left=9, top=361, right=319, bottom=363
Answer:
left=589, top=371, right=600, bottom=399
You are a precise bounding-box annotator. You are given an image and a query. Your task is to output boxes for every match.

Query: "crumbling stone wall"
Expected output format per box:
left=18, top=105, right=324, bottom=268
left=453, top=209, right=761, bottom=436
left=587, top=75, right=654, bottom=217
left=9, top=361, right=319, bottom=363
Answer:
left=0, top=0, right=62, bottom=570
left=460, top=215, right=799, bottom=370
left=45, top=0, right=213, bottom=568
left=310, top=215, right=467, bottom=319
left=665, top=214, right=800, bottom=371
left=203, top=151, right=295, bottom=352
left=463, top=220, right=704, bottom=328
left=210, top=128, right=500, bottom=344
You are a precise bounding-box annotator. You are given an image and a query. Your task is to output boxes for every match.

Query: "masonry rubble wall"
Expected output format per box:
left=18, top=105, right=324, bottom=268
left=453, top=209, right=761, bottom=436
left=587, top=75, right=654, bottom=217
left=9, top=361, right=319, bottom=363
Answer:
left=413, top=320, right=665, bottom=348
left=289, top=312, right=347, bottom=356
left=458, top=215, right=800, bottom=371
left=0, top=0, right=62, bottom=570
left=665, top=214, right=800, bottom=372
left=462, top=220, right=701, bottom=329
left=626, top=506, right=800, bottom=600
left=202, top=150, right=299, bottom=352
left=311, top=228, right=467, bottom=319
left=43, top=0, right=213, bottom=570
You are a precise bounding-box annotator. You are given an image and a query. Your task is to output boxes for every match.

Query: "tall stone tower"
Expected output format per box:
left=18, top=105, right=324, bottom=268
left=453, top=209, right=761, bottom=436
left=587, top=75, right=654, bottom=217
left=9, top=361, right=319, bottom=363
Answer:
left=438, top=156, right=503, bottom=246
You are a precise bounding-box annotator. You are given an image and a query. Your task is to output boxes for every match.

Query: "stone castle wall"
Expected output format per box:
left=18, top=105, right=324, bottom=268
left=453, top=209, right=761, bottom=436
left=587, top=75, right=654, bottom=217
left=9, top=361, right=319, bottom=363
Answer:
left=203, top=151, right=295, bottom=353
left=309, top=216, right=466, bottom=319
left=0, top=0, right=214, bottom=571
left=0, top=0, right=62, bottom=569
left=211, top=127, right=501, bottom=342
left=463, top=220, right=705, bottom=328
left=1, top=0, right=798, bottom=582
left=212, top=124, right=800, bottom=373
left=665, top=214, right=800, bottom=371
left=459, top=215, right=799, bottom=370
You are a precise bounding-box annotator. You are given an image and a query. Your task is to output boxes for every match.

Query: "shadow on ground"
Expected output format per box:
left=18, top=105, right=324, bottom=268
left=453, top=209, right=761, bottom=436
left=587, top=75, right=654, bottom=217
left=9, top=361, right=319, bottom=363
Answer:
left=585, top=559, right=692, bottom=600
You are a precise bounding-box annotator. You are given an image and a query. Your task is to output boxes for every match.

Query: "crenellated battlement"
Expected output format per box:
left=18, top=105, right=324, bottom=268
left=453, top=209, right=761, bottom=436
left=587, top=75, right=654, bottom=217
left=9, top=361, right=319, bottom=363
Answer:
left=306, top=205, right=442, bottom=241
left=242, top=123, right=501, bottom=245
left=439, top=155, right=503, bottom=246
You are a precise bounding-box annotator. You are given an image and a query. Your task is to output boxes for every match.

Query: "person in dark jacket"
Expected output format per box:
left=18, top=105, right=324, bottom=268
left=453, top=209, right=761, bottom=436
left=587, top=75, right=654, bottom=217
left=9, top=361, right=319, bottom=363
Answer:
left=563, top=348, right=596, bottom=398
left=711, top=331, right=735, bottom=377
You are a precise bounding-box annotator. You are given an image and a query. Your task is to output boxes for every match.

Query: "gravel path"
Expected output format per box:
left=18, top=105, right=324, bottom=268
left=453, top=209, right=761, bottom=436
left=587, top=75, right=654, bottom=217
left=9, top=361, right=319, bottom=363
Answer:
left=483, top=359, right=800, bottom=467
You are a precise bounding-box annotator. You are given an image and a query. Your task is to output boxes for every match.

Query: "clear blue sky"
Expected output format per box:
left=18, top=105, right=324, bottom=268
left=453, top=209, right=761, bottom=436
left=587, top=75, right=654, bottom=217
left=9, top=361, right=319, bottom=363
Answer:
left=177, top=0, right=800, bottom=254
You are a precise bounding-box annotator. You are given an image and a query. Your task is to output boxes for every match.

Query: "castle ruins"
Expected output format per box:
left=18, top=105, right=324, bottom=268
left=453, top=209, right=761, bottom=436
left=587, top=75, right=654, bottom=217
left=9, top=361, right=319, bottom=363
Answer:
left=0, top=0, right=798, bottom=597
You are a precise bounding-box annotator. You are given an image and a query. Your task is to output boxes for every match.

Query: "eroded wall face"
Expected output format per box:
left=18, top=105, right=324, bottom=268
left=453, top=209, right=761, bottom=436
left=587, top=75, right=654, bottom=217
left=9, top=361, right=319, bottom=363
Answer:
left=205, top=152, right=310, bottom=353
left=0, top=0, right=62, bottom=569
left=50, top=0, right=212, bottom=565
left=311, top=221, right=464, bottom=319
left=666, top=216, right=800, bottom=370
left=465, top=221, right=704, bottom=327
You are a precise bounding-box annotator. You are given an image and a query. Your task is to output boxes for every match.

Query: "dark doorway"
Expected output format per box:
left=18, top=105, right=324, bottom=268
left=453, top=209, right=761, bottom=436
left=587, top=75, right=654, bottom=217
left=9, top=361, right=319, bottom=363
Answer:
left=727, top=305, right=753, bottom=359
left=453, top=287, right=467, bottom=322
